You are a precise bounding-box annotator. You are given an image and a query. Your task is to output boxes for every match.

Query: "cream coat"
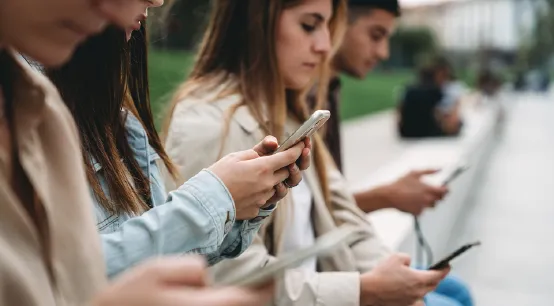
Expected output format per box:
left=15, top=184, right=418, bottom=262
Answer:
left=165, top=91, right=392, bottom=306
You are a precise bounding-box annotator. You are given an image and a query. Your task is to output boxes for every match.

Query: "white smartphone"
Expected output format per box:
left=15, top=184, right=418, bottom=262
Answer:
left=441, top=163, right=469, bottom=186
left=274, top=110, right=331, bottom=154
left=218, top=225, right=369, bottom=288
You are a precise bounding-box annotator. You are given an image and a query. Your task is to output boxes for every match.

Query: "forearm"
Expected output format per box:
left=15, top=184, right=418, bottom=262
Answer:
left=354, top=185, right=394, bottom=213
left=102, top=170, right=236, bottom=278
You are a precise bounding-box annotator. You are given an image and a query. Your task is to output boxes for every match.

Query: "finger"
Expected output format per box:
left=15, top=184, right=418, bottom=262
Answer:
left=144, top=256, right=207, bottom=287
left=426, top=185, right=448, bottom=198
left=265, top=183, right=288, bottom=206
left=259, top=189, right=277, bottom=208
left=394, top=253, right=412, bottom=266
left=296, top=147, right=311, bottom=171
left=262, top=142, right=305, bottom=170
left=252, top=136, right=279, bottom=156
left=234, top=149, right=264, bottom=162
left=422, top=194, right=437, bottom=208
left=415, top=268, right=450, bottom=287
left=273, top=168, right=291, bottom=185
left=303, top=137, right=312, bottom=150
left=284, top=163, right=302, bottom=187
left=273, top=182, right=289, bottom=200
left=412, top=169, right=441, bottom=177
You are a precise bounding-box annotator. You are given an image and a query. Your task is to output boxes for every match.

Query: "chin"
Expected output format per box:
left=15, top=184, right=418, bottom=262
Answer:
left=285, top=76, right=312, bottom=90
left=17, top=38, right=80, bottom=68
left=25, top=48, right=74, bottom=68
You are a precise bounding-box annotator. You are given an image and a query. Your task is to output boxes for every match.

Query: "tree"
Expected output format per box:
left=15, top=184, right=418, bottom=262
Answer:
left=385, top=27, right=438, bottom=69
left=150, top=0, right=209, bottom=50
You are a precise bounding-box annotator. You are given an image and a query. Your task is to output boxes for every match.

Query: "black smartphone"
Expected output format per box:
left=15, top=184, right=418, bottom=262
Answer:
left=428, top=241, right=481, bottom=270
left=442, top=164, right=469, bottom=186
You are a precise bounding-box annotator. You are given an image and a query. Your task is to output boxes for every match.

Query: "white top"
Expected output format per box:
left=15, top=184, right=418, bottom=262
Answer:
left=281, top=175, right=317, bottom=271
left=440, top=81, right=467, bottom=112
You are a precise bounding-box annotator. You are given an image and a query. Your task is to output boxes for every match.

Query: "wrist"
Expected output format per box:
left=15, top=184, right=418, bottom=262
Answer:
left=356, top=184, right=395, bottom=213
left=360, top=273, right=380, bottom=306
left=377, top=183, right=395, bottom=208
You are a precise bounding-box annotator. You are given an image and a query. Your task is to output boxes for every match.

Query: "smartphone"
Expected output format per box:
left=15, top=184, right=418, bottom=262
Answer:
left=428, top=241, right=481, bottom=270
left=218, top=225, right=368, bottom=288
left=274, top=110, right=331, bottom=154
left=441, top=163, right=469, bottom=186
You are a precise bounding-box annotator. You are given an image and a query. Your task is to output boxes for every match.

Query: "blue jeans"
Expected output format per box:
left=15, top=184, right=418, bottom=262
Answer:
left=425, top=274, right=474, bottom=306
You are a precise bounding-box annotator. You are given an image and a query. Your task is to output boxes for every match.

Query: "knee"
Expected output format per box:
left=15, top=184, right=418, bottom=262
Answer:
left=436, top=274, right=474, bottom=306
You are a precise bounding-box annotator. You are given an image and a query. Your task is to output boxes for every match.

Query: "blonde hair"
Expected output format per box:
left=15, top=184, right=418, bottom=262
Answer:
left=165, top=0, right=347, bottom=245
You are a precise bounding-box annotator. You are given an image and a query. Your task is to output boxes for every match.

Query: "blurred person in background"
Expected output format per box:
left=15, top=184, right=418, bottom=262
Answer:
left=320, top=0, right=449, bottom=217
left=165, top=0, right=452, bottom=305
left=478, top=69, right=501, bottom=96
left=46, top=4, right=310, bottom=278
left=0, top=0, right=274, bottom=305
left=398, top=58, right=463, bottom=138
left=318, top=1, right=473, bottom=305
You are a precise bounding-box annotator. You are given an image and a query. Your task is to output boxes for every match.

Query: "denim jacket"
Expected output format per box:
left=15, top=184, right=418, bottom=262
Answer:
left=93, top=112, right=274, bottom=278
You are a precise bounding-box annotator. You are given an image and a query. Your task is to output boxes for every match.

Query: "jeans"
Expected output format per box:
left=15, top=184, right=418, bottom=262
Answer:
left=425, top=274, right=474, bottom=306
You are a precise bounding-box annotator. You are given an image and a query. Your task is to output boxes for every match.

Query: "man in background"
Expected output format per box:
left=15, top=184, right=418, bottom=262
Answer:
left=317, top=0, right=474, bottom=305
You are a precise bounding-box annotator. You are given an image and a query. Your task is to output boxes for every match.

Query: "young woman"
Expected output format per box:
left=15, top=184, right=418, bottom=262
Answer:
left=164, top=0, right=450, bottom=305
left=0, top=0, right=273, bottom=305
left=45, top=2, right=311, bottom=278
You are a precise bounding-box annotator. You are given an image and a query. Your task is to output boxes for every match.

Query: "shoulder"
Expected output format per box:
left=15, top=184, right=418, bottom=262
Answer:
left=167, top=93, right=261, bottom=144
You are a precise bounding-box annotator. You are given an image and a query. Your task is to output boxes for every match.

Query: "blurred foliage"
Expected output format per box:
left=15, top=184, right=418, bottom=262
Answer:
left=518, top=0, right=554, bottom=71
left=384, top=26, right=438, bottom=69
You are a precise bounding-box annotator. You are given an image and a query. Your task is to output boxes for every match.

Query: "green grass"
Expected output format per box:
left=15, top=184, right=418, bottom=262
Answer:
left=148, top=50, right=194, bottom=122
left=148, top=49, right=414, bottom=122
left=339, top=71, right=413, bottom=120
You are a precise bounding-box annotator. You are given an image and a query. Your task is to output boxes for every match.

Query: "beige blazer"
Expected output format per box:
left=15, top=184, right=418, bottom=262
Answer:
left=0, top=52, right=106, bottom=305
left=165, top=92, right=391, bottom=306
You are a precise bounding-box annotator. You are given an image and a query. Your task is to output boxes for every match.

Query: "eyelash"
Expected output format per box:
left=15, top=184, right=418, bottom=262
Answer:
left=302, top=23, right=316, bottom=33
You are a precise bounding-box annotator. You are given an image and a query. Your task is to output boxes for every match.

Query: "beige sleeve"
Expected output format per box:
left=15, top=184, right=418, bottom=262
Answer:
left=328, top=164, right=393, bottom=272
left=211, top=235, right=361, bottom=306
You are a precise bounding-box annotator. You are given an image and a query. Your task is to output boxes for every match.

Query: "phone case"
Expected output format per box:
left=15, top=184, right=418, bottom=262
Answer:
left=274, top=110, right=331, bottom=154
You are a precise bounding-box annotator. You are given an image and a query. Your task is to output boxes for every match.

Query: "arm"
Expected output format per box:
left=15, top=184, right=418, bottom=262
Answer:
left=101, top=169, right=261, bottom=278
left=353, top=185, right=394, bottom=214
left=163, top=101, right=275, bottom=257
left=354, top=170, right=448, bottom=216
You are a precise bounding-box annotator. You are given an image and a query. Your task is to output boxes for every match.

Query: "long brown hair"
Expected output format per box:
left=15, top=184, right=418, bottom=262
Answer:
left=47, top=25, right=176, bottom=216
left=166, top=0, right=346, bottom=218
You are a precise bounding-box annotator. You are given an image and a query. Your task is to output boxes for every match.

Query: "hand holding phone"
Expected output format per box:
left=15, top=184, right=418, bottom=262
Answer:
left=274, top=110, right=330, bottom=154
left=428, top=241, right=481, bottom=270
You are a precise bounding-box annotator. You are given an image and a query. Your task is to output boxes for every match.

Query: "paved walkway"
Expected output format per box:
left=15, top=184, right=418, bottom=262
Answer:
left=447, top=93, right=554, bottom=305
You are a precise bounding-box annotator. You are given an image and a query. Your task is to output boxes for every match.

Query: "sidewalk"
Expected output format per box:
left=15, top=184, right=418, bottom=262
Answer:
left=447, top=93, right=554, bottom=305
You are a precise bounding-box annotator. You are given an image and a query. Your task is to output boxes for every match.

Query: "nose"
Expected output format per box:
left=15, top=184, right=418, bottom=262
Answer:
left=95, top=0, right=147, bottom=29
left=377, top=40, right=390, bottom=61
left=313, top=29, right=332, bottom=55
left=148, top=0, right=164, bottom=8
